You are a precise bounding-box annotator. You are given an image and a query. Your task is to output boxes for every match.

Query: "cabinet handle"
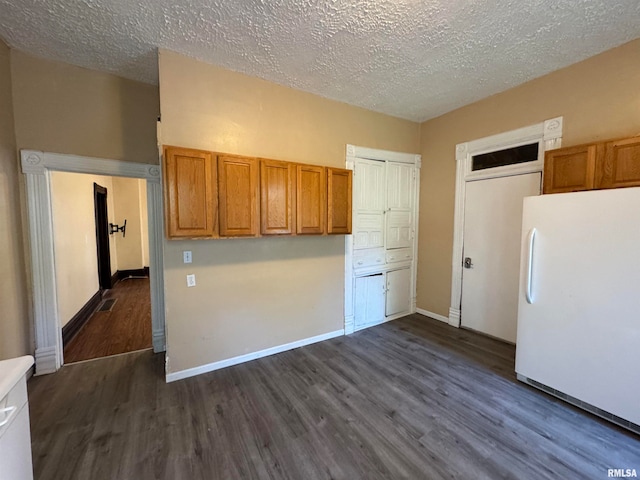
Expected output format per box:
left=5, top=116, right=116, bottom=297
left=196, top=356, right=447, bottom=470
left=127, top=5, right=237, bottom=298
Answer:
left=376, top=258, right=382, bottom=262
left=356, top=261, right=363, bottom=265
left=389, top=256, right=395, bottom=261
left=405, top=254, right=410, bottom=258
left=0, top=406, right=17, bottom=427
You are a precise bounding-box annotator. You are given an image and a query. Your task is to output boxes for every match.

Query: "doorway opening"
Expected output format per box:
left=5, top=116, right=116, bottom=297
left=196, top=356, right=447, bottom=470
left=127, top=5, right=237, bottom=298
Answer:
left=21, top=150, right=165, bottom=375
left=94, top=183, right=112, bottom=291
left=449, top=117, right=563, bottom=332
left=49, top=171, right=153, bottom=363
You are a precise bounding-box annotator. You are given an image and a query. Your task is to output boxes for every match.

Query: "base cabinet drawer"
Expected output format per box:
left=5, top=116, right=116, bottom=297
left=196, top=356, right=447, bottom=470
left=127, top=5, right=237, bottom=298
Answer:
left=386, top=248, right=412, bottom=264
left=353, top=249, right=385, bottom=270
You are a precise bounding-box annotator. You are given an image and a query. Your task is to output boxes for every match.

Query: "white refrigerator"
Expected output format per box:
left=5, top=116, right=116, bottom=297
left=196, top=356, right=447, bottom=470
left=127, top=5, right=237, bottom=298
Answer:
left=515, top=187, right=640, bottom=433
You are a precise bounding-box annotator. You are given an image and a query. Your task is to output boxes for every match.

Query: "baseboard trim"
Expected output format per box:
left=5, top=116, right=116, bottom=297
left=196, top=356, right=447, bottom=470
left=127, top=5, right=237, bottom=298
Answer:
left=62, top=290, right=102, bottom=345
left=114, top=267, right=150, bottom=285
left=166, top=329, right=345, bottom=383
left=415, top=308, right=449, bottom=323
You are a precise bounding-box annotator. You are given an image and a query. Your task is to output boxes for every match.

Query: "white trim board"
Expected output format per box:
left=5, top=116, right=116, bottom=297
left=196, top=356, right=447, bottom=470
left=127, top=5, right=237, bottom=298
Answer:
left=20, top=150, right=166, bottom=375
left=415, top=308, right=449, bottom=324
left=166, top=329, right=344, bottom=383
left=449, top=117, right=563, bottom=327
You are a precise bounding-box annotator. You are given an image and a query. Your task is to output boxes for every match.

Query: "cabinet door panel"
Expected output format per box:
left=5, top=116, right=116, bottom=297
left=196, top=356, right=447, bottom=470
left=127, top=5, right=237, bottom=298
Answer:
left=354, top=273, right=385, bottom=328
left=327, top=167, right=352, bottom=234
left=597, top=137, right=640, bottom=189
left=218, top=156, right=259, bottom=237
left=386, top=267, right=411, bottom=317
left=296, top=165, right=326, bottom=234
left=353, top=159, right=385, bottom=249
left=164, top=146, right=216, bottom=238
left=354, top=160, right=385, bottom=211
left=386, top=163, right=413, bottom=210
left=261, top=160, right=295, bottom=235
left=543, top=145, right=596, bottom=194
left=386, top=211, right=412, bottom=249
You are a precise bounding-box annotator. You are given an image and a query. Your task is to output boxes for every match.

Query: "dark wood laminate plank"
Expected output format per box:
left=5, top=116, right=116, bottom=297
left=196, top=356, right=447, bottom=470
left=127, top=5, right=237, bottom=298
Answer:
left=29, top=314, right=640, bottom=480
left=63, top=277, right=152, bottom=363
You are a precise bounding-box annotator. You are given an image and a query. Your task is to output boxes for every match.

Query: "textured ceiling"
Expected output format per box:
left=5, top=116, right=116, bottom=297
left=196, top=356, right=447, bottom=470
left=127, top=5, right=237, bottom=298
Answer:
left=0, top=0, right=639, bottom=122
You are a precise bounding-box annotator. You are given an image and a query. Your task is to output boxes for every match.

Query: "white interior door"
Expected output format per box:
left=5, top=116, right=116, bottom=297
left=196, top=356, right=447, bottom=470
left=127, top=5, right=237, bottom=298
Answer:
left=461, top=172, right=541, bottom=342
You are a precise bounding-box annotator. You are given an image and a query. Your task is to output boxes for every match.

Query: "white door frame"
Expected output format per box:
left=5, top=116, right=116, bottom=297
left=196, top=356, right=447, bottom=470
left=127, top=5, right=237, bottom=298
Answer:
left=344, top=144, right=421, bottom=334
left=21, top=150, right=166, bottom=375
left=448, top=117, right=563, bottom=327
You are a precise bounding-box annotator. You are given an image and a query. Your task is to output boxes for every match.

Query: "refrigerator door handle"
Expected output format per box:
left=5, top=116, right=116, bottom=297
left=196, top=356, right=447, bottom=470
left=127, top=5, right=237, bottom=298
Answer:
left=526, top=228, right=537, bottom=304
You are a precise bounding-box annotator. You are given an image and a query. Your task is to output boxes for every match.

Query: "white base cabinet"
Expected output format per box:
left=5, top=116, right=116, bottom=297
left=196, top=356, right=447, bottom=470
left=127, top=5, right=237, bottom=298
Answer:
left=385, top=267, right=412, bottom=317
left=354, top=274, right=385, bottom=329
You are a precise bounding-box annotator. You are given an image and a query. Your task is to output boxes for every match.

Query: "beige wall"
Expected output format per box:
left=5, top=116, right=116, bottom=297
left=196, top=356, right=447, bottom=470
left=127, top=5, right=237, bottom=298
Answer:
left=159, top=49, right=420, bottom=374
left=0, top=40, right=30, bottom=360
left=10, top=50, right=159, bottom=164
left=417, top=39, right=640, bottom=317
left=112, top=177, right=148, bottom=270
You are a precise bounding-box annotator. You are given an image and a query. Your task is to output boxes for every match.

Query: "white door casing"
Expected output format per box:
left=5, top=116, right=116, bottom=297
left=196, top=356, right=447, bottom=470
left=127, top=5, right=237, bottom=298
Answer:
left=449, top=117, right=563, bottom=327
left=461, top=172, right=541, bottom=342
left=21, top=150, right=166, bottom=375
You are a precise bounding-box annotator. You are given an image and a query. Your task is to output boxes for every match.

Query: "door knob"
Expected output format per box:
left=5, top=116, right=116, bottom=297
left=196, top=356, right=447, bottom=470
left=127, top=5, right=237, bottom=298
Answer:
left=464, top=257, right=473, bottom=269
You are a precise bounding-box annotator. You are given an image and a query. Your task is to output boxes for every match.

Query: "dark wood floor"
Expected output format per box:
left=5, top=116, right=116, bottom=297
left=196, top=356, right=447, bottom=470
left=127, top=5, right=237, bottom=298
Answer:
left=30, top=315, right=639, bottom=480
left=63, top=277, right=152, bottom=363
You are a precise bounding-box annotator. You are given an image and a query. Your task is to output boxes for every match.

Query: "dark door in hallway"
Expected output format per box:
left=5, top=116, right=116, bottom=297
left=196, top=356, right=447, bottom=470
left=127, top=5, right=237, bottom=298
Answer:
left=94, top=183, right=112, bottom=290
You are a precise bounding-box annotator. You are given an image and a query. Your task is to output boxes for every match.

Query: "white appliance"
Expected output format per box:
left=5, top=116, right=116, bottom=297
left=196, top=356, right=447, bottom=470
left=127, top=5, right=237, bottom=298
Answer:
left=515, top=187, right=640, bottom=433
left=0, top=355, right=34, bottom=480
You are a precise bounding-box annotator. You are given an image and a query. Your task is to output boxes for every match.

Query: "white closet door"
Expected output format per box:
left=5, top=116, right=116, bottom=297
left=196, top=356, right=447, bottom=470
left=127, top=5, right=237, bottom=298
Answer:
left=386, top=163, right=413, bottom=210
left=385, top=267, right=411, bottom=317
left=353, top=159, right=385, bottom=249
left=354, top=274, right=385, bottom=328
left=386, top=163, right=414, bottom=249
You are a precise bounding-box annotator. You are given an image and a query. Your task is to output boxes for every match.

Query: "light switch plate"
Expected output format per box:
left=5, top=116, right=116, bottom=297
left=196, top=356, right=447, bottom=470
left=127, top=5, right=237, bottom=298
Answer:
left=183, top=251, right=192, bottom=264
left=186, top=274, right=196, bottom=287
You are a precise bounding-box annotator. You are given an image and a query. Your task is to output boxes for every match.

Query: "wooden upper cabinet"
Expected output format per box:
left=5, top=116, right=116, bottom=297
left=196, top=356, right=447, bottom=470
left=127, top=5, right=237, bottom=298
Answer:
left=218, top=155, right=259, bottom=237
left=543, top=144, right=596, bottom=194
left=164, top=146, right=217, bottom=238
left=327, top=167, right=352, bottom=234
left=260, top=160, right=296, bottom=235
left=296, top=164, right=326, bottom=235
left=596, top=136, right=640, bottom=189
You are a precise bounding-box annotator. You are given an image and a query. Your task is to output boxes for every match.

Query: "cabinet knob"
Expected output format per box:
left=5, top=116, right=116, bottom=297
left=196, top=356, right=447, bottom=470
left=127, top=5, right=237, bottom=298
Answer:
left=357, top=261, right=363, bottom=265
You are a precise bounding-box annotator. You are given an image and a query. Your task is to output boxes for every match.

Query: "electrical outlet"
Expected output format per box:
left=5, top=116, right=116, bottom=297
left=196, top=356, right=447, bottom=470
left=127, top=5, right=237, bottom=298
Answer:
left=183, top=251, right=192, bottom=264
left=186, top=274, right=196, bottom=287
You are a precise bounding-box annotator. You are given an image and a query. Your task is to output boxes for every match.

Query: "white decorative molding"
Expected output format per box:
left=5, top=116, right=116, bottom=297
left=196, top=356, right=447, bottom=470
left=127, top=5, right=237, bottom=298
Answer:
left=414, top=155, right=422, bottom=168
left=344, top=315, right=355, bottom=335
left=166, top=329, right=344, bottom=383
left=449, top=118, right=563, bottom=332
left=146, top=180, right=166, bottom=353
left=448, top=307, right=461, bottom=327
left=22, top=152, right=45, bottom=174
left=20, top=150, right=166, bottom=375
left=34, top=347, right=58, bottom=376
left=543, top=116, right=563, bottom=140
left=543, top=116, right=564, bottom=151
left=455, top=143, right=468, bottom=162
left=415, top=308, right=449, bottom=324
left=346, top=144, right=417, bottom=164
left=147, top=165, right=161, bottom=180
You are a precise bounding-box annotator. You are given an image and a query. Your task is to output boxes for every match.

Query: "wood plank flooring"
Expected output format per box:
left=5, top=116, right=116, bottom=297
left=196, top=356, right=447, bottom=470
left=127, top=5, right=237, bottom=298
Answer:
left=63, top=277, right=152, bottom=363
left=29, top=315, right=640, bottom=480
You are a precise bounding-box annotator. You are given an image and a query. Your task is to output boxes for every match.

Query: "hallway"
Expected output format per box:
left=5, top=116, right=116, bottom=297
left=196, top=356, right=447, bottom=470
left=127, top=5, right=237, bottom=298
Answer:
left=63, top=277, right=151, bottom=363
